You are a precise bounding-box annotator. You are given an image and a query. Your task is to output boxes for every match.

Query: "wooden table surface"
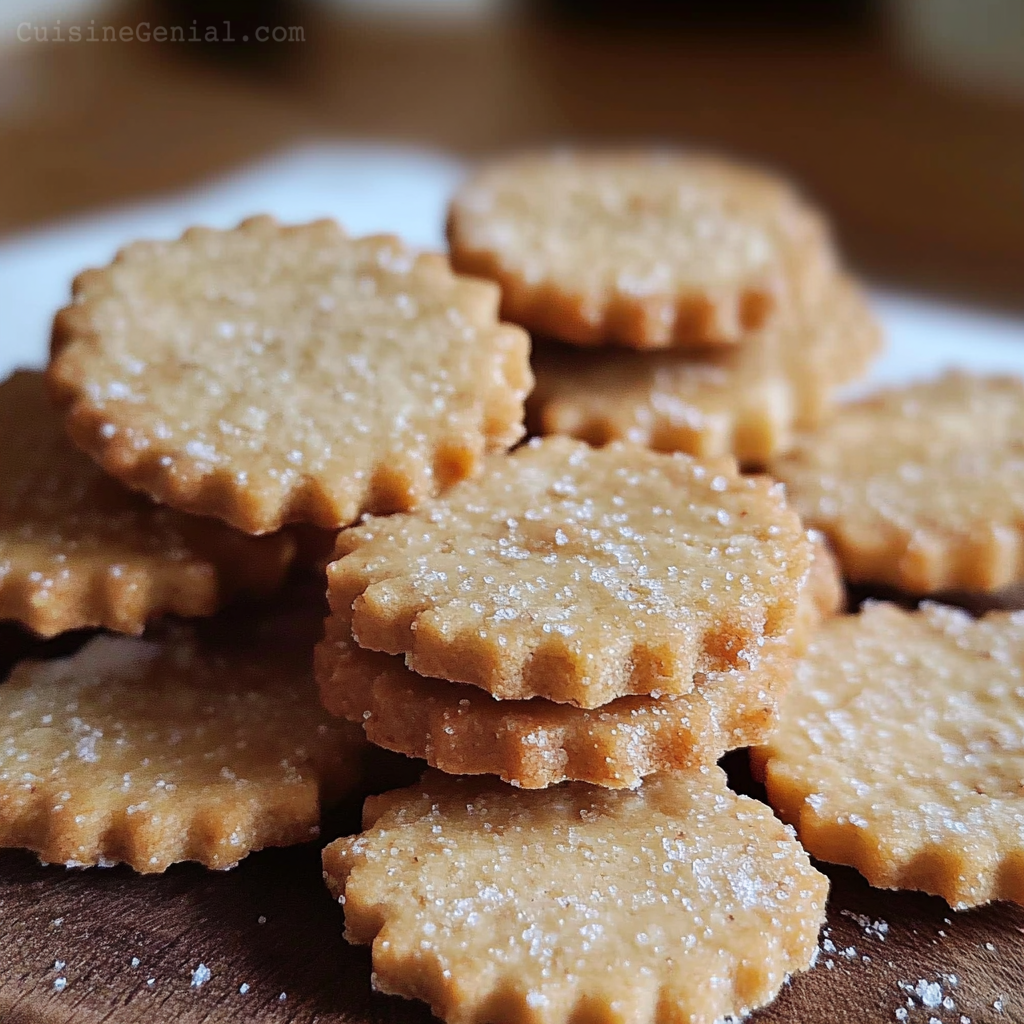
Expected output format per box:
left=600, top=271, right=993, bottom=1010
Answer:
left=1, top=751, right=1022, bottom=1024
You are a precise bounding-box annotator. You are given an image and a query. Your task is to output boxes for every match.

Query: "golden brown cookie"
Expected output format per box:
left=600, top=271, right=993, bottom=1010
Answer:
left=0, top=370, right=294, bottom=638
left=528, top=275, right=882, bottom=465
left=752, top=602, right=1024, bottom=909
left=323, top=768, right=828, bottom=1024
left=772, top=373, right=1024, bottom=594
left=329, top=437, right=813, bottom=708
left=0, top=625, right=365, bottom=872
left=316, top=616, right=791, bottom=789
left=48, top=217, right=532, bottom=535
left=448, top=150, right=835, bottom=349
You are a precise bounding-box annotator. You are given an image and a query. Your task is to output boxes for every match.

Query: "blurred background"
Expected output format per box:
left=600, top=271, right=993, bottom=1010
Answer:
left=1, top=0, right=1022, bottom=312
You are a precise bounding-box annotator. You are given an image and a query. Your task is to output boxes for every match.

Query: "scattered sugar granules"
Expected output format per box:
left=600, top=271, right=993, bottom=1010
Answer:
left=916, top=980, right=943, bottom=1009
left=840, top=909, right=889, bottom=941
left=190, top=963, right=211, bottom=989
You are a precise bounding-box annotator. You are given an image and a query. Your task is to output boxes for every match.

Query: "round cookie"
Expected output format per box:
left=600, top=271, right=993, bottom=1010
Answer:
left=323, top=768, right=829, bottom=1024
left=0, top=623, right=365, bottom=873
left=328, top=437, right=814, bottom=708
left=448, top=150, right=835, bottom=349
left=48, top=217, right=532, bottom=535
left=772, top=373, right=1024, bottom=594
left=0, top=370, right=294, bottom=637
left=528, top=275, right=882, bottom=466
left=752, top=602, right=1024, bottom=909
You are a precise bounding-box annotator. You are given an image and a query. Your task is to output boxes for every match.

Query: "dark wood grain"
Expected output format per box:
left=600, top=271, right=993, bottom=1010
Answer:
left=1, top=752, right=1022, bottom=1024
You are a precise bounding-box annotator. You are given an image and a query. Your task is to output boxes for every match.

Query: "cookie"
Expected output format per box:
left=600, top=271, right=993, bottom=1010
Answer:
left=528, top=275, right=882, bottom=465
left=0, top=370, right=294, bottom=638
left=329, top=437, right=813, bottom=708
left=323, top=768, right=828, bottom=1024
left=448, top=150, right=835, bottom=349
left=0, top=625, right=365, bottom=872
left=751, top=602, right=1024, bottom=909
left=48, top=217, right=532, bottom=535
left=772, top=373, right=1024, bottom=593
left=316, top=618, right=791, bottom=789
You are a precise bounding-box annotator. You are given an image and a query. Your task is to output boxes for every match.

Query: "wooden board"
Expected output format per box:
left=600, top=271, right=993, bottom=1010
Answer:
left=2, top=754, right=1022, bottom=1024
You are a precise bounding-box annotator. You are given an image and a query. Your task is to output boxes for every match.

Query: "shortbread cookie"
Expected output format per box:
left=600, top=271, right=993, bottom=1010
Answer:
left=329, top=437, right=813, bottom=708
left=323, top=768, right=828, bottom=1024
left=0, top=628, right=365, bottom=872
left=528, top=275, right=881, bottom=465
left=0, top=371, right=294, bottom=637
left=773, top=373, right=1024, bottom=593
left=752, top=602, right=1024, bottom=909
left=316, top=616, right=791, bottom=789
left=48, top=217, right=532, bottom=534
left=448, top=151, right=835, bottom=349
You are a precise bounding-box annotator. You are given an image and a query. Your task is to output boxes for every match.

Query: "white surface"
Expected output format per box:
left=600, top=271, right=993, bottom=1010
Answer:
left=1, top=141, right=1023, bottom=383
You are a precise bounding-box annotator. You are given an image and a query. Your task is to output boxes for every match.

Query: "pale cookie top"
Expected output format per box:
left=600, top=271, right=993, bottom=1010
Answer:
left=529, top=274, right=882, bottom=466
left=328, top=436, right=813, bottom=708
left=773, top=373, right=1024, bottom=593
left=0, top=627, right=365, bottom=873
left=448, top=150, right=835, bottom=349
left=48, top=217, right=532, bottom=535
left=323, top=768, right=828, bottom=1024
left=752, top=602, right=1024, bottom=909
left=0, top=371, right=294, bottom=637
left=316, top=613, right=793, bottom=789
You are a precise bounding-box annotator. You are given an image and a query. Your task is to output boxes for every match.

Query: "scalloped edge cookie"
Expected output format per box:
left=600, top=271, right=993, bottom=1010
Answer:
left=0, top=370, right=295, bottom=637
left=448, top=150, right=836, bottom=349
left=48, top=217, right=532, bottom=534
left=323, top=768, right=829, bottom=1024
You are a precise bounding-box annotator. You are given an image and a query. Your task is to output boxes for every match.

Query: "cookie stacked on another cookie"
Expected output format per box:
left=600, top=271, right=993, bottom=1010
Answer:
left=448, top=151, right=883, bottom=466
left=318, top=436, right=835, bottom=1023
left=316, top=435, right=832, bottom=790
left=0, top=216, right=537, bottom=875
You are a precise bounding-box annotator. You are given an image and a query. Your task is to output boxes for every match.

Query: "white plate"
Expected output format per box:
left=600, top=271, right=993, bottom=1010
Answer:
left=2, top=142, right=1023, bottom=382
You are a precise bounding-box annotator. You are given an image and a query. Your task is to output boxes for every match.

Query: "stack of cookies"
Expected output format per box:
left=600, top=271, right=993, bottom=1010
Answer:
left=447, top=151, right=882, bottom=467
left=316, top=434, right=836, bottom=1023
left=313, top=153, right=864, bottom=1023
left=317, top=436, right=836, bottom=791
left=27, top=148, right=1024, bottom=1024
left=0, top=217, right=537, bottom=874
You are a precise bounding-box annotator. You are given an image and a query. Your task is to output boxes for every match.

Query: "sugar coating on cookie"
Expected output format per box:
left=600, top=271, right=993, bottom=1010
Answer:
left=529, top=275, right=881, bottom=465
left=329, top=437, right=813, bottom=708
left=0, top=370, right=294, bottom=637
left=48, top=217, right=532, bottom=534
left=0, top=629, right=365, bottom=872
left=773, top=373, right=1024, bottom=593
left=323, top=768, right=828, bottom=1024
left=316, top=615, right=792, bottom=789
left=448, top=151, right=834, bottom=349
left=752, top=602, right=1024, bottom=909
